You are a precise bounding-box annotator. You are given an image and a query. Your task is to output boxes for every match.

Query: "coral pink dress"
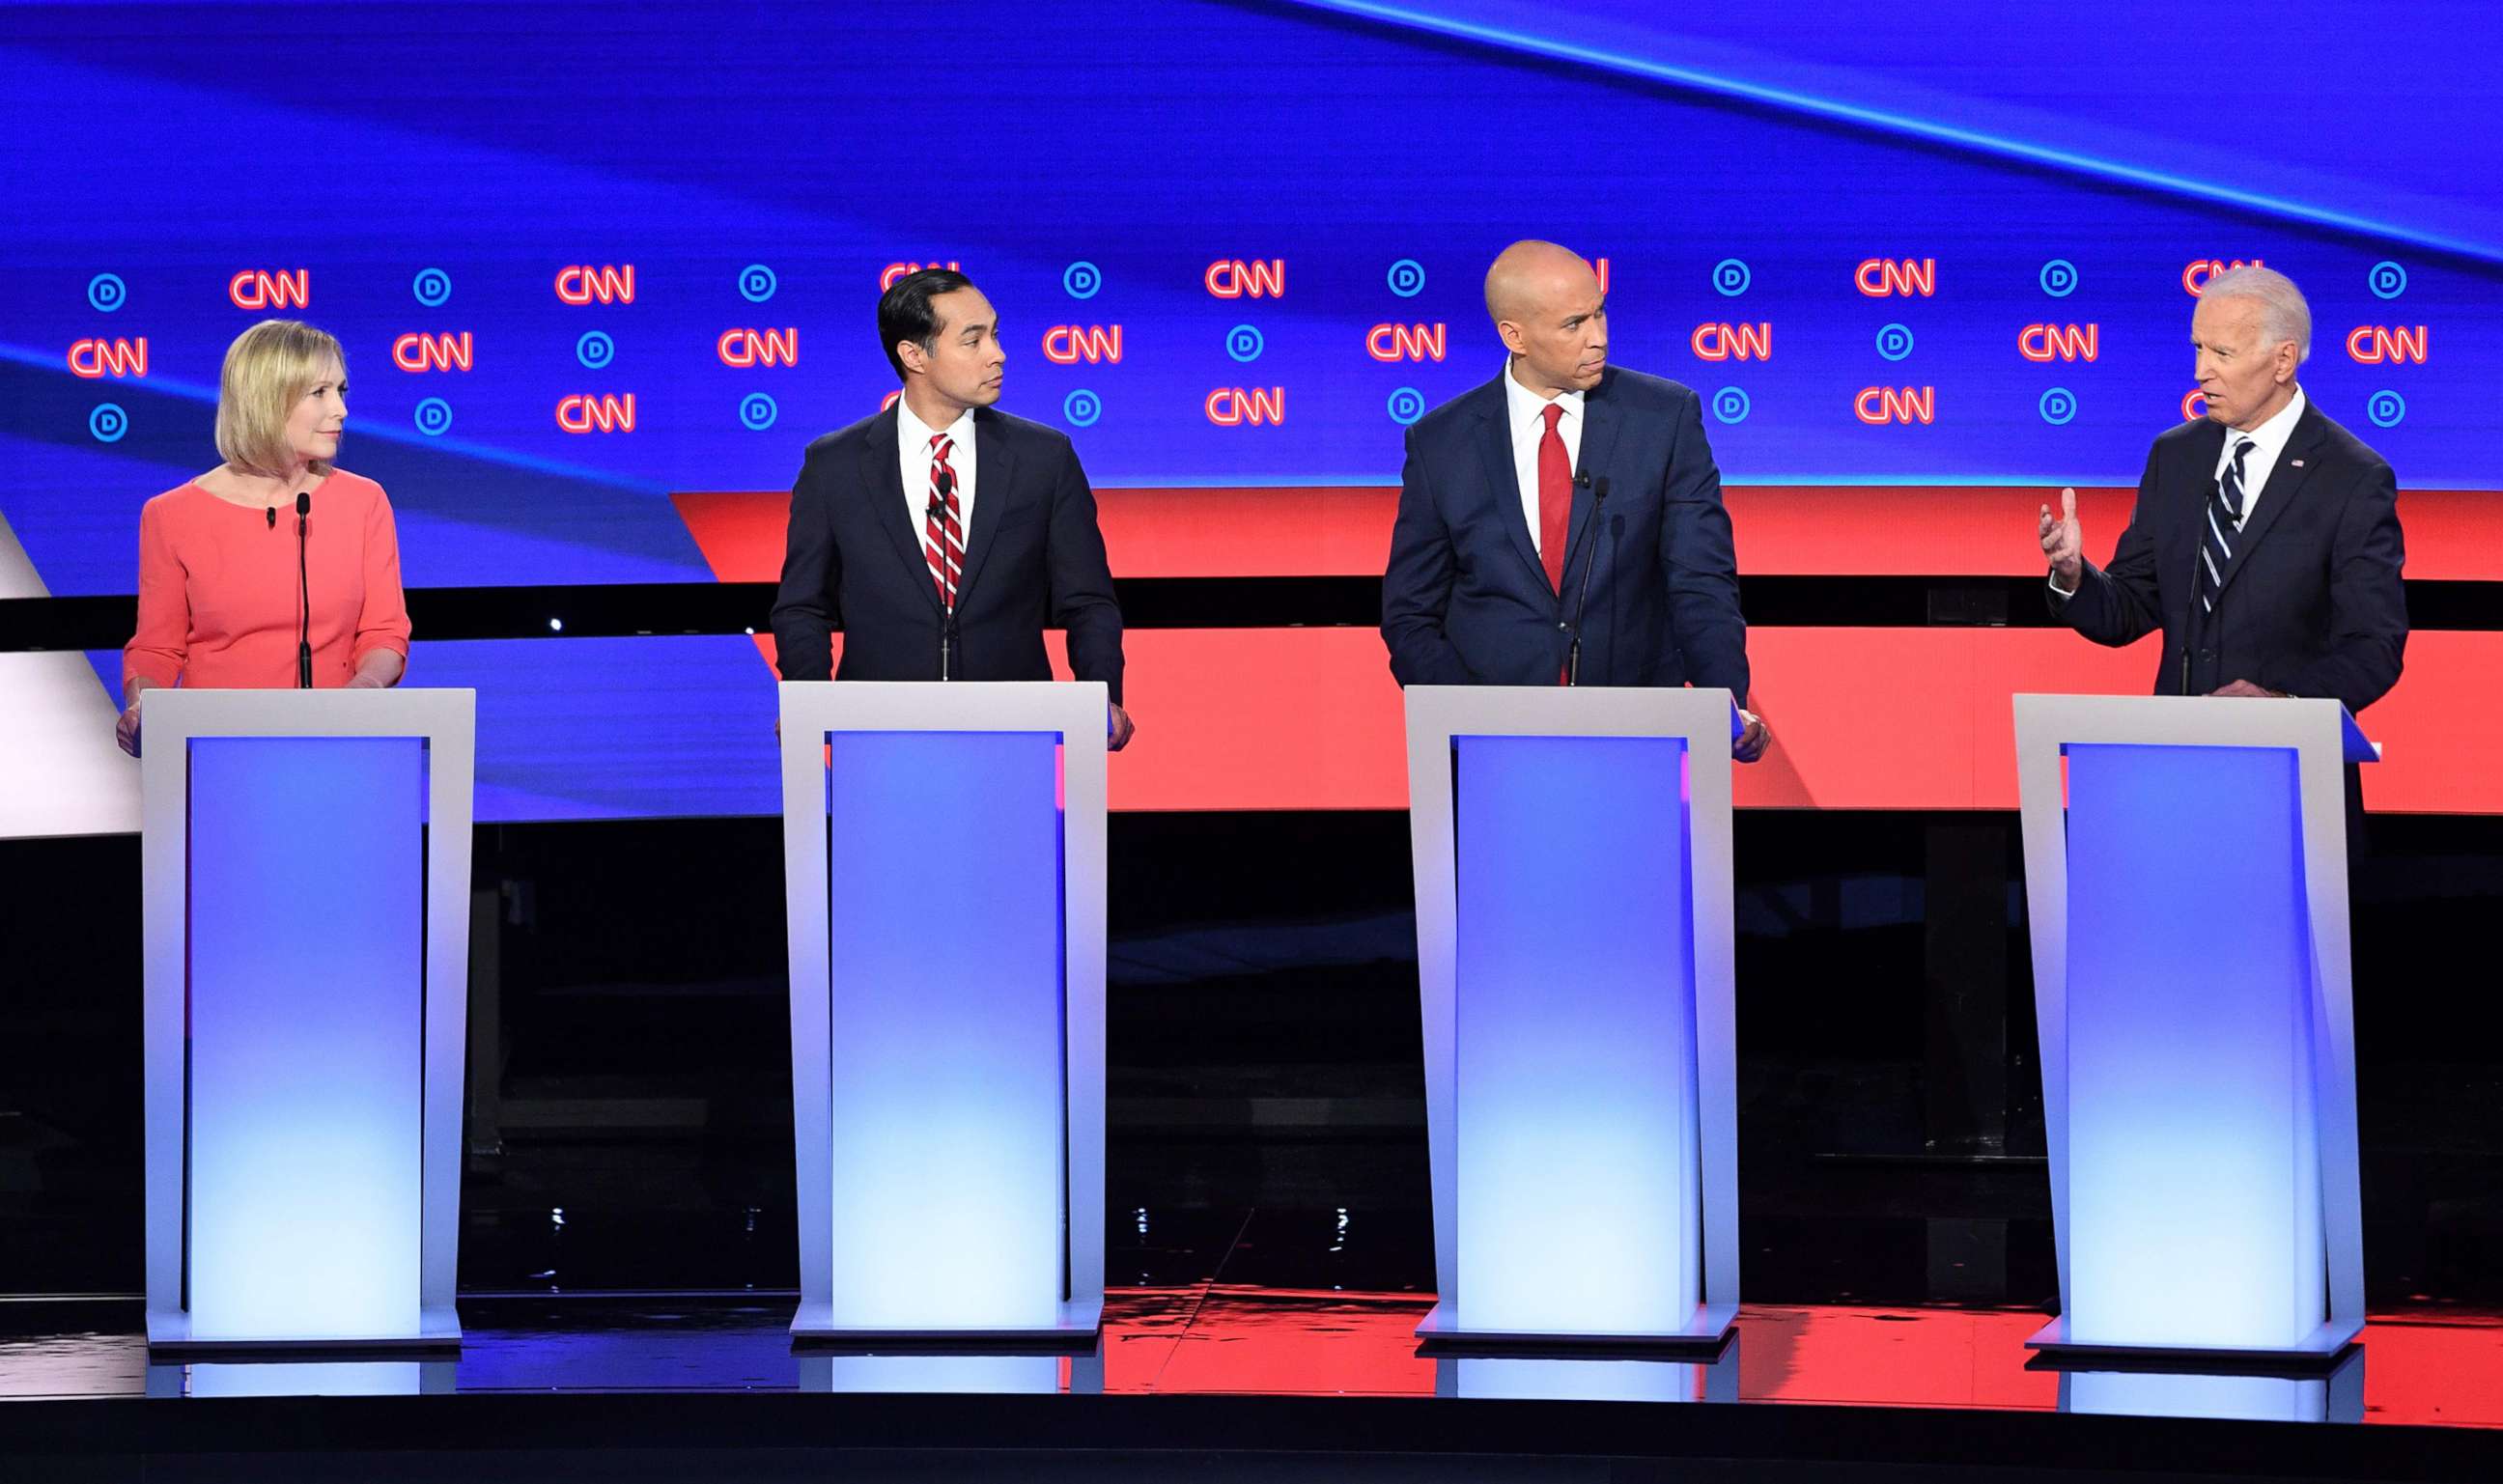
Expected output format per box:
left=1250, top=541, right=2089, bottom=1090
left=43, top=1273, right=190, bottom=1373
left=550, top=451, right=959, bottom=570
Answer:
left=122, top=470, right=411, bottom=691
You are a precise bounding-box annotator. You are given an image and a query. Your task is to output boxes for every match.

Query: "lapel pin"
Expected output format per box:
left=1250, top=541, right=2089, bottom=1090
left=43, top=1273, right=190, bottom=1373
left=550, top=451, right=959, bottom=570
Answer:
left=2292, top=460, right=2305, bottom=468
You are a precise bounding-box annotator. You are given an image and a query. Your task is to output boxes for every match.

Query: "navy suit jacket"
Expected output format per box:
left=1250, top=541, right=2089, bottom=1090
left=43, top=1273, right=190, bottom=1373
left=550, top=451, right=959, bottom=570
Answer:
left=1381, top=366, right=1749, bottom=696
left=769, top=404, right=1124, bottom=703
left=2057, top=400, right=2405, bottom=714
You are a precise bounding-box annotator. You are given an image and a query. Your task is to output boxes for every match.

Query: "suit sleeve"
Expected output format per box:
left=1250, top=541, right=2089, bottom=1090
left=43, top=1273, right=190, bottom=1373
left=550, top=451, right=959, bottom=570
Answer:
left=1380, top=424, right=1474, bottom=686
left=1046, top=439, right=1125, bottom=708
left=1658, top=390, right=1751, bottom=702
left=2262, top=462, right=2406, bottom=712
left=2055, top=443, right=2165, bottom=646
left=768, top=450, right=838, bottom=683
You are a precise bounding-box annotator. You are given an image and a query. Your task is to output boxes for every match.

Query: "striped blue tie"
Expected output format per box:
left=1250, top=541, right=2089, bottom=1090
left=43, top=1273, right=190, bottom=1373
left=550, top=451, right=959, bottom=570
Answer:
left=2200, top=437, right=2256, bottom=614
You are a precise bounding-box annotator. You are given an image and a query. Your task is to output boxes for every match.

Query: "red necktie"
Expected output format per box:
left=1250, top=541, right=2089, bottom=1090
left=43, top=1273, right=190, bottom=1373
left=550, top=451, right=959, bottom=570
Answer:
left=923, top=434, right=964, bottom=608
left=1537, top=402, right=1571, bottom=594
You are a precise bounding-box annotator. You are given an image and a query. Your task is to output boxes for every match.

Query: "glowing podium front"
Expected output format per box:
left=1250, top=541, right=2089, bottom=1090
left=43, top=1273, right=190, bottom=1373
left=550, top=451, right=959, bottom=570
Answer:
left=779, top=681, right=1106, bottom=1344
left=141, top=687, right=474, bottom=1353
left=2015, top=693, right=2375, bottom=1363
left=1404, top=685, right=1742, bottom=1349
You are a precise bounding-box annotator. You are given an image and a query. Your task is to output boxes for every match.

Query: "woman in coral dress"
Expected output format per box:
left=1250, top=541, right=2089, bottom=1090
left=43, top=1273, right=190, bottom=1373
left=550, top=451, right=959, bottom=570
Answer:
left=118, top=320, right=410, bottom=755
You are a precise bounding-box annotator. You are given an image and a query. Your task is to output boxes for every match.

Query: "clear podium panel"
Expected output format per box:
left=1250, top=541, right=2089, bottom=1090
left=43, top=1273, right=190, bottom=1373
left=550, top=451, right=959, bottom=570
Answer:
left=2064, top=743, right=2322, bottom=1352
left=153, top=1359, right=453, bottom=1398
left=143, top=687, right=475, bottom=1354
left=803, top=1354, right=1067, bottom=1394
left=185, top=738, right=427, bottom=1342
left=2013, top=693, right=2368, bottom=1365
left=823, top=731, right=1065, bottom=1330
left=2059, top=1348, right=2365, bottom=1423
left=1442, top=1356, right=1708, bottom=1402
left=1451, top=735, right=1700, bottom=1335
left=1405, top=686, right=1740, bottom=1350
left=779, top=681, right=1107, bottom=1344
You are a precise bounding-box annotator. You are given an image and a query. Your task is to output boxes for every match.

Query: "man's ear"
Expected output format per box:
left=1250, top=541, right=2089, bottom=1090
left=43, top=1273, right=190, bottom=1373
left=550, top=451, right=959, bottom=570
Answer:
left=1494, top=320, right=1524, bottom=356
left=897, top=341, right=925, bottom=378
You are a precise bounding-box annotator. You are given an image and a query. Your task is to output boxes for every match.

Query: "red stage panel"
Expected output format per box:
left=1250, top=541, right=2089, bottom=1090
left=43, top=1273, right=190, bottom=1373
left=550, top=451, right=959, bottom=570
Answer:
left=753, top=627, right=2500, bottom=814
left=679, top=487, right=2503, bottom=582
left=1730, top=486, right=2503, bottom=580
left=1734, top=1306, right=2056, bottom=1411
left=1079, top=629, right=2498, bottom=815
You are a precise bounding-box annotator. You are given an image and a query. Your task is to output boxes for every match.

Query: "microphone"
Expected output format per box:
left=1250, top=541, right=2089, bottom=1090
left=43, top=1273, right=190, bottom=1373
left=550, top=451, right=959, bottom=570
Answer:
left=295, top=490, right=313, bottom=689
left=1565, top=475, right=1610, bottom=686
left=265, top=505, right=276, bottom=530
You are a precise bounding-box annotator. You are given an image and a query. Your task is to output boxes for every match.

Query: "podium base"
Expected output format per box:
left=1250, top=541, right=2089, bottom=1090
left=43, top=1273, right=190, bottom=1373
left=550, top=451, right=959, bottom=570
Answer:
left=2025, top=1315, right=2362, bottom=1371
left=1414, top=1300, right=1736, bottom=1355
left=145, top=1304, right=462, bottom=1356
left=790, top=1297, right=1104, bottom=1350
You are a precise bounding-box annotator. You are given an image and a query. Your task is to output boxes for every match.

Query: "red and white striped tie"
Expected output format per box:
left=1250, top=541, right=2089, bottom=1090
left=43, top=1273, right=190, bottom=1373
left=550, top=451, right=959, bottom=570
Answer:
left=923, top=434, right=964, bottom=608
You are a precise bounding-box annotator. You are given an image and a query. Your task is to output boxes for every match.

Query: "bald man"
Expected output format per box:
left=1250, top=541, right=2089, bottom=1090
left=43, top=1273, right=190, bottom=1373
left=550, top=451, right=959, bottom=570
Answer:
left=1381, top=241, right=1764, bottom=758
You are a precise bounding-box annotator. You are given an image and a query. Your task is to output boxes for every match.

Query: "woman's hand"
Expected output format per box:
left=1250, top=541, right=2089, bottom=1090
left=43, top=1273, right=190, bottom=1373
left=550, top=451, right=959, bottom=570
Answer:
left=116, top=696, right=143, bottom=757
left=347, top=649, right=406, bottom=689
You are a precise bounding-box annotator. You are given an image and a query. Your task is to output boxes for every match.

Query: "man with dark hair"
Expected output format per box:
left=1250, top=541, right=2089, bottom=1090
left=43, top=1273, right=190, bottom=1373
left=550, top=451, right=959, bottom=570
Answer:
left=772, top=268, right=1132, bottom=747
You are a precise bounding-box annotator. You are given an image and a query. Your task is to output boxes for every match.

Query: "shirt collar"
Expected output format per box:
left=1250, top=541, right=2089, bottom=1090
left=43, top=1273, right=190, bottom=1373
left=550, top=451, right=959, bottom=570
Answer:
left=1502, top=358, right=1584, bottom=428
left=2227, top=384, right=2306, bottom=462
left=898, top=398, right=974, bottom=453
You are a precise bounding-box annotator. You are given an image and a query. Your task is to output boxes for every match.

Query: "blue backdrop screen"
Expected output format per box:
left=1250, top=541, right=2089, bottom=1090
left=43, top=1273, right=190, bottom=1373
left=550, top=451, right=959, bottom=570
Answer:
left=3, top=0, right=2494, bottom=820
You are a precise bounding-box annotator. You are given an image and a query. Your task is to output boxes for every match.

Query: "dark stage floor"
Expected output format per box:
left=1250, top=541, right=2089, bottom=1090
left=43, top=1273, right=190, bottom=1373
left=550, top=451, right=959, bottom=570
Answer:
left=2, top=1292, right=2497, bottom=1483
left=9, top=812, right=2503, bottom=1479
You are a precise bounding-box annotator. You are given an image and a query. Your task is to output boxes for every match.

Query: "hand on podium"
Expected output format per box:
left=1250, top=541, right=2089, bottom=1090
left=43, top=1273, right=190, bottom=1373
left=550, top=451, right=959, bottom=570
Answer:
left=1109, top=703, right=1135, bottom=753
left=1734, top=708, right=1768, bottom=764
left=2039, top=487, right=2084, bottom=591
left=2209, top=680, right=2291, bottom=698
left=116, top=678, right=155, bottom=758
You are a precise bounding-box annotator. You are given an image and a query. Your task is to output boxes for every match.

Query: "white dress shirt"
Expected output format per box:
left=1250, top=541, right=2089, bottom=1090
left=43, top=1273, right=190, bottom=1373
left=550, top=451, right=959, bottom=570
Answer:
left=2049, top=384, right=2308, bottom=599
left=897, top=399, right=977, bottom=546
left=1501, top=358, right=1583, bottom=557
left=2212, top=384, right=2306, bottom=531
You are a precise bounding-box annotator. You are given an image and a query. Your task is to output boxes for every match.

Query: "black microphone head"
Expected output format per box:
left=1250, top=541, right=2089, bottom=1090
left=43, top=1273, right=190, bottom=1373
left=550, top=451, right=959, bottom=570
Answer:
left=295, top=490, right=311, bottom=516
left=1592, top=476, right=1611, bottom=500
left=935, top=468, right=955, bottom=498
left=266, top=505, right=276, bottom=529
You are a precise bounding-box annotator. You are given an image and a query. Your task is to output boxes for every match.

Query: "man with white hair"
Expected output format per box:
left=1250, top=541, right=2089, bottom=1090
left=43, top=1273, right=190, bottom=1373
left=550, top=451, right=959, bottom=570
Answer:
left=2038, top=266, right=2406, bottom=712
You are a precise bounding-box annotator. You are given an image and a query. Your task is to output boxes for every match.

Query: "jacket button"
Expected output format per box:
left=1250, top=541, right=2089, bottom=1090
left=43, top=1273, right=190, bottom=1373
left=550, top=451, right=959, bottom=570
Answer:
left=1557, top=622, right=1569, bottom=631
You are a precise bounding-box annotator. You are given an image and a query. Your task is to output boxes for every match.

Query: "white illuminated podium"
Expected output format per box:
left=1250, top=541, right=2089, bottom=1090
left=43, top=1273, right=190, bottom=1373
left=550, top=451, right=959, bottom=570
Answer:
left=2015, top=694, right=2375, bottom=1364
left=778, top=681, right=1106, bottom=1344
left=142, top=687, right=474, bottom=1353
left=1404, top=685, right=1742, bottom=1349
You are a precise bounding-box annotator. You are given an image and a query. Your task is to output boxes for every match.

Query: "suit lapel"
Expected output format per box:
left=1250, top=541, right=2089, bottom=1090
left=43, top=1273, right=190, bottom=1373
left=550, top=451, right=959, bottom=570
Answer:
left=2213, top=405, right=2325, bottom=600
left=1562, top=371, right=1622, bottom=578
left=858, top=406, right=942, bottom=617
left=1473, top=378, right=1547, bottom=590
left=953, top=407, right=1018, bottom=611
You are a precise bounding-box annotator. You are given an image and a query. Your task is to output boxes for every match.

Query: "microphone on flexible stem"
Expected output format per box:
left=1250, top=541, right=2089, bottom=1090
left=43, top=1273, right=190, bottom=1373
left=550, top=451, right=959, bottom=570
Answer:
left=1565, top=475, right=1611, bottom=686
left=294, top=490, right=313, bottom=689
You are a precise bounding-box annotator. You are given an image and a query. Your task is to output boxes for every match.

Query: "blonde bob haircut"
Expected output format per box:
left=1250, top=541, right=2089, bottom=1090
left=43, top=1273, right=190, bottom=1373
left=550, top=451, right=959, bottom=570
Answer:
left=213, top=320, right=347, bottom=477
